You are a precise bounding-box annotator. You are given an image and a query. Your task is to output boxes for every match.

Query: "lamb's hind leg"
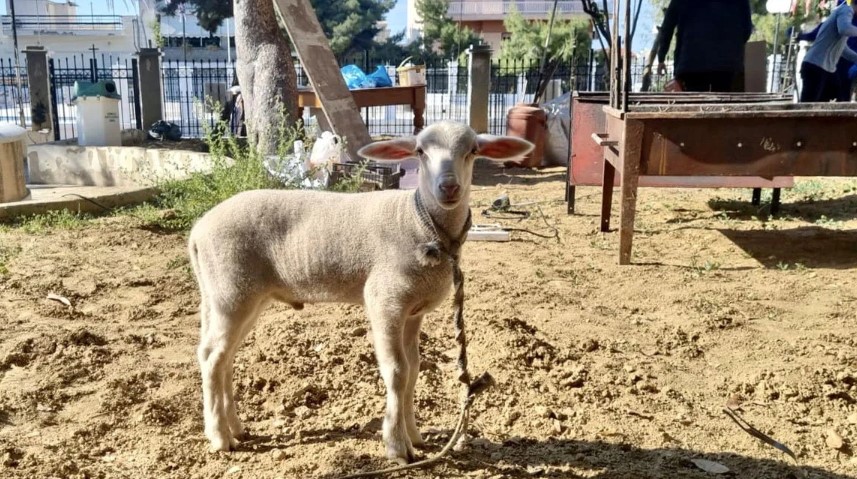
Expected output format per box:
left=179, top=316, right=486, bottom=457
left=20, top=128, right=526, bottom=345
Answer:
left=223, top=299, right=267, bottom=440
left=198, top=298, right=261, bottom=452
left=365, top=294, right=413, bottom=464
left=403, top=314, right=425, bottom=448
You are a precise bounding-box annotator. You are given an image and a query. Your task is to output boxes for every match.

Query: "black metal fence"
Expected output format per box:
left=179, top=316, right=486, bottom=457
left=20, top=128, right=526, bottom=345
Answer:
left=48, top=54, right=141, bottom=140
left=0, top=58, right=30, bottom=127
left=4, top=50, right=795, bottom=141
left=161, top=59, right=234, bottom=137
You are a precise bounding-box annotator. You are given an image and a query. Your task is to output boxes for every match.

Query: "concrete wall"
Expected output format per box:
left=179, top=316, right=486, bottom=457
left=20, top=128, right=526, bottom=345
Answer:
left=26, top=142, right=217, bottom=187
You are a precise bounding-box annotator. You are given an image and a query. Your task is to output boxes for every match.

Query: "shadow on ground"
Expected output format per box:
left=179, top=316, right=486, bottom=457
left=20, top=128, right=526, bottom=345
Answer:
left=708, top=194, right=857, bottom=223
left=471, top=159, right=566, bottom=188
left=272, top=432, right=846, bottom=479
left=717, top=226, right=857, bottom=269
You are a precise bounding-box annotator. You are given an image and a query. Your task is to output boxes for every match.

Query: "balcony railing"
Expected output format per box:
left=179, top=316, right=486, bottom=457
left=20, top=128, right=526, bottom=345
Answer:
left=447, top=1, right=585, bottom=19
left=1, top=15, right=124, bottom=35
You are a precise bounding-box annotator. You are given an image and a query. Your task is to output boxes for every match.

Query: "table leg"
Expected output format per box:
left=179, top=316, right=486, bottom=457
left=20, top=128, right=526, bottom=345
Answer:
left=618, top=121, right=644, bottom=265
left=771, top=188, right=782, bottom=215
left=600, top=157, right=616, bottom=232
left=567, top=184, right=576, bottom=215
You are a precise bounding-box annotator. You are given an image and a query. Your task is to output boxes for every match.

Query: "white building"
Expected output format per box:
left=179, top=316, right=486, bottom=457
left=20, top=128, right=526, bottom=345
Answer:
left=0, top=0, right=146, bottom=64
left=407, top=0, right=588, bottom=53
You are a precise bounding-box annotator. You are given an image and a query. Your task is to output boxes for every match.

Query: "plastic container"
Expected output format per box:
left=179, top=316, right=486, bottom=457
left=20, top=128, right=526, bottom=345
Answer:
left=396, top=57, right=426, bottom=87
left=73, top=80, right=121, bottom=146
left=309, top=131, right=344, bottom=168
left=505, top=103, right=546, bottom=168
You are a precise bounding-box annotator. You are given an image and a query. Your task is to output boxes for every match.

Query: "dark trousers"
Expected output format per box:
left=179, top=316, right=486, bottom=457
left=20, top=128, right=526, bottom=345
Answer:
left=800, top=61, right=840, bottom=102
left=677, top=71, right=738, bottom=92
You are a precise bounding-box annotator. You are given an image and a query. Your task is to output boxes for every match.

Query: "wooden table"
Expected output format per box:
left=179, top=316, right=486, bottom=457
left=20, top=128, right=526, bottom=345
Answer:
left=298, top=85, right=426, bottom=135
left=595, top=101, right=857, bottom=265
left=567, top=92, right=795, bottom=214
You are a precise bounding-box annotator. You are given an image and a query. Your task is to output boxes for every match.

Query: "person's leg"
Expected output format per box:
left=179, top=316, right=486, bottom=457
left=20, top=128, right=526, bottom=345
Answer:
left=824, top=69, right=842, bottom=102
left=836, top=66, right=851, bottom=101
left=800, top=62, right=827, bottom=102
left=709, top=71, right=737, bottom=92
left=677, top=72, right=708, bottom=92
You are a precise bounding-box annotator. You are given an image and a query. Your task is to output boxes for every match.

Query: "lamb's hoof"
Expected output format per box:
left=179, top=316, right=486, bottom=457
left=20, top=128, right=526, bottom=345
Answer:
left=208, top=433, right=238, bottom=453
left=229, top=423, right=247, bottom=440
left=411, top=438, right=427, bottom=450
left=386, top=443, right=416, bottom=465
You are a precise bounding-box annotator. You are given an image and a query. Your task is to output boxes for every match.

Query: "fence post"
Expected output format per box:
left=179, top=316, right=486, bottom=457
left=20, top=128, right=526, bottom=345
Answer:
left=467, top=44, right=491, bottom=134
left=135, top=48, right=164, bottom=131
left=24, top=46, right=52, bottom=134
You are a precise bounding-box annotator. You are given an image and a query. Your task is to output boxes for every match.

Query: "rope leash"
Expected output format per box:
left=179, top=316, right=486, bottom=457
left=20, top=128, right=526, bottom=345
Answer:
left=336, top=194, right=494, bottom=479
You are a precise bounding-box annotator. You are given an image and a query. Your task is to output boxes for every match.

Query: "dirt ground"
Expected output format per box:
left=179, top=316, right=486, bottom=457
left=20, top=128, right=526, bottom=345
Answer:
left=2, top=160, right=857, bottom=479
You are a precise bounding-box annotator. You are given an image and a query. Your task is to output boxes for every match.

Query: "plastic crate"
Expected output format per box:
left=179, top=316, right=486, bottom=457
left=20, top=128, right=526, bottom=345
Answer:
left=329, top=162, right=404, bottom=190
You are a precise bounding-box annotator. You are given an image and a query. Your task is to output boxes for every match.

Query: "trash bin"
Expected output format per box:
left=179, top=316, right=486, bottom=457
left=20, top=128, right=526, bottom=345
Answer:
left=73, top=80, right=121, bottom=146
left=0, top=123, right=28, bottom=203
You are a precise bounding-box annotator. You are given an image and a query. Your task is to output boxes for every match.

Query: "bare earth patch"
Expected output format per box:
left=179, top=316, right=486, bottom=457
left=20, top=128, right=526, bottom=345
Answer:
left=1, top=161, right=857, bottom=478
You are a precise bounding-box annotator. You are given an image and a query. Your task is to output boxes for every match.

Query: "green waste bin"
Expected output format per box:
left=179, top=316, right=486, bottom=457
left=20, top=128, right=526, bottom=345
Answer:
left=72, top=80, right=121, bottom=146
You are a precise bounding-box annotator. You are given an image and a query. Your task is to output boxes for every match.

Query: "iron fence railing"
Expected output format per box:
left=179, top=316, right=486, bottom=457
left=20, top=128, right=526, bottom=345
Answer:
left=0, top=58, right=30, bottom=127
left=48, top=54, right=141, bottom=140
left=161, top=59, right=235, bottom=138
left=19, top=49, right=797, bottom=142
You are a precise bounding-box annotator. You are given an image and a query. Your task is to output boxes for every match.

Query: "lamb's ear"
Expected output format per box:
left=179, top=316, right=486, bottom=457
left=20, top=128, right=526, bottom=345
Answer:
left=475, top=134, right=534, bottom=161
left=358, top=137, right=417, bottom=162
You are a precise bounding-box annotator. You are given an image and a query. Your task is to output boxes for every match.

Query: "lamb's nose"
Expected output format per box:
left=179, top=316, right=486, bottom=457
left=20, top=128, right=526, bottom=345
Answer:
left=439, top=183, right=460, bottom=197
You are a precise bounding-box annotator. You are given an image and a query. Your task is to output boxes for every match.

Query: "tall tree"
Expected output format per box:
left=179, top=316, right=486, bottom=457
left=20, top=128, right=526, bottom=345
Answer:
left=314, top=0, right=396, bottom=57
left=234, top=0, right=297, bottom=155
left=161, top=0, right=232, bottom=33
left=161, top=0, right=395, bottom=58
left=581, top=0, right=645, bottom=48
left=416, top=0, right=482, bottom=60
left=499, top=8, right=591, bottom=64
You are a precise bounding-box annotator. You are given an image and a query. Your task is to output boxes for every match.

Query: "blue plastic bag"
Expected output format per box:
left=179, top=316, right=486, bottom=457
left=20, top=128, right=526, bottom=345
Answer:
left=341, top=64, right=376, bottom=89
left=367, top=65, right=393, bottom=88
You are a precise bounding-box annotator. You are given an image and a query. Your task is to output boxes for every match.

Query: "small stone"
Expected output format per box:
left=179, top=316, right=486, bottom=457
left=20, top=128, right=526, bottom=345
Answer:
left=580, top=339, right=599, bottom=352
left=271, top=449, right=286, bottom=461
left=534, top=405, right=553, bottom=419
left=471, top=437, right=491, bottom=448
left=563, top=376, right=585, bottom=388
left=623, top=364, right=636, bottom=373
left=504, top=411, right=521, bottom=427
left=847, top=413, right=857, bottom=425
left=294, top=406, right=312, bottom=419
left=551, top=419, right=565, bottom=434
left=825, top=429, right=845, bottom=450
left=527, top=465, right=546, bottom=475
left=350, top=327, right=367, bottom=337
left=453, top=434, right=470, bottom=451
left=227, top=465, right=241, bottom=474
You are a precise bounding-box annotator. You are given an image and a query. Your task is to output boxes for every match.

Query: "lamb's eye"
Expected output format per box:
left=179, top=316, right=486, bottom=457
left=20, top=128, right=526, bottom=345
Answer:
left=415, top=148, right=424, bottom=156
left=471, top=146, right=478, bottom=155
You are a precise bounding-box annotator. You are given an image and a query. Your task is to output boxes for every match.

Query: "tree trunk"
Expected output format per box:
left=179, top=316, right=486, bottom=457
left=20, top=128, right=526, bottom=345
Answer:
left=234, top=0, right=297, bottom=155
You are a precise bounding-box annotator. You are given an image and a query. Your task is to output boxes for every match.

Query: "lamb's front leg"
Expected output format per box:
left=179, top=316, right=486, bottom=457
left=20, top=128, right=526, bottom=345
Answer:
left=366, top=296, right=414, bottom=465
left=403, top=314, right=425, bottom=448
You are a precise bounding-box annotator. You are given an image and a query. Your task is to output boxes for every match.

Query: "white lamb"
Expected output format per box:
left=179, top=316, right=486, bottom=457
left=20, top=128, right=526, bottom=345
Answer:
left=188, top=121, right=533, bottom=464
